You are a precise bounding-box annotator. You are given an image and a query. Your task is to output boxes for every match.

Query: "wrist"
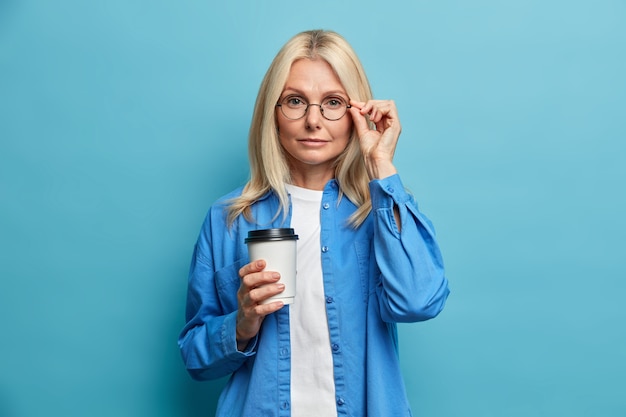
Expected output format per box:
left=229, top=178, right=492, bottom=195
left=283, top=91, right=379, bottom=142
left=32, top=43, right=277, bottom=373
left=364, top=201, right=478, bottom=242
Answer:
left=236, top=329, right=251, bottom=351
left=366, top=159, right=397, bottom=180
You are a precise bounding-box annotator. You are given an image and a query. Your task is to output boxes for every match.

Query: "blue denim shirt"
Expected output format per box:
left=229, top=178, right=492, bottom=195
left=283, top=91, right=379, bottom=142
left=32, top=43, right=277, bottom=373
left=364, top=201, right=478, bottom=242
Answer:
left=178, top=174, right=450, bottom=416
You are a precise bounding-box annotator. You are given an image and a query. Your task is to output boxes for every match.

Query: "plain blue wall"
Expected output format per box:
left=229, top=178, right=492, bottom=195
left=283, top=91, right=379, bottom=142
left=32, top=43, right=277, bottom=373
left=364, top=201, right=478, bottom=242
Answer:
left=1, top=1, right=625, bottom=416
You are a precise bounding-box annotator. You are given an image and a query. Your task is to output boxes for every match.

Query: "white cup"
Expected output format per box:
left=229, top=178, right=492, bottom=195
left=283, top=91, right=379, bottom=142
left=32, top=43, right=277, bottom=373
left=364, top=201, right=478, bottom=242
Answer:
left=245, top=228, right=299, bottom=305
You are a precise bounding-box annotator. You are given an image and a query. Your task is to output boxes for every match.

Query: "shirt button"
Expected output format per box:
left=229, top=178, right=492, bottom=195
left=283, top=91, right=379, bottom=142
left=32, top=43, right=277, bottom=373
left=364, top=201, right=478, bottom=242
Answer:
left=280, top=348, right=289, bottom=357
left=281, top=401, right=290, bottom=410
left=326, top=296, right=334, bottom=303
left=387, top=187, right=395, bottom=193
left=332, top=343, right=340, bottom=352
left=321, top=246, right=329, bottom=253
left=336, top=397, right=345, bottom=406
left=323, top=203, right=330, bottom=210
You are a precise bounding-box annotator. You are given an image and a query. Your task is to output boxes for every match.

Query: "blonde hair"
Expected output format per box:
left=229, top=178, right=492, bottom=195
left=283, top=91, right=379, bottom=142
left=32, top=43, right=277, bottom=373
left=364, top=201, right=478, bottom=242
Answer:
left=227, top=30, right=374, bottom=227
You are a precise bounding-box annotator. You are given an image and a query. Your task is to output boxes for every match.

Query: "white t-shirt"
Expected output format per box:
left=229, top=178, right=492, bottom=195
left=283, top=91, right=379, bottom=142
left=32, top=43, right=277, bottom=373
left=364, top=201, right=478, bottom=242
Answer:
left=285, top=183, right=337, bottom=417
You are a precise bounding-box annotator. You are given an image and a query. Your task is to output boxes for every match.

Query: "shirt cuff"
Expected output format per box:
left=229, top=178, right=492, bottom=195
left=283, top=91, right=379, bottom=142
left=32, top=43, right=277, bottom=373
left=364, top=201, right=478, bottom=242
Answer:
left=369, top=174, right=410, bottom=209
left=223, top=311, right=258, bottom=357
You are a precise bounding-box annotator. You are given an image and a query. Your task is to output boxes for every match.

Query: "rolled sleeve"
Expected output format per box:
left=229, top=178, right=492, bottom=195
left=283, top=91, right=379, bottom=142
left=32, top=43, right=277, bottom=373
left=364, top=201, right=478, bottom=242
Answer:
left=369, top=174, right=411, bottom=208
left=369, top=174, right=450, bottom=322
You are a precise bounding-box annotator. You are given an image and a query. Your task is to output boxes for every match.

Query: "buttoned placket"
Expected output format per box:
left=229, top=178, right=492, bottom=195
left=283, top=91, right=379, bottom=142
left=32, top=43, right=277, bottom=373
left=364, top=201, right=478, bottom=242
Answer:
left=276, top=199, right=293, bottom=416
left=320, top=181, right=349, bottom=415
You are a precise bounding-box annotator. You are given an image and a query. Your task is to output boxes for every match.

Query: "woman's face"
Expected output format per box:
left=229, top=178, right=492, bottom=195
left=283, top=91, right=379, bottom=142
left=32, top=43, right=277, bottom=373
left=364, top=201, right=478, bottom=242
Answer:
left=276, top=58, right=352, bottom=186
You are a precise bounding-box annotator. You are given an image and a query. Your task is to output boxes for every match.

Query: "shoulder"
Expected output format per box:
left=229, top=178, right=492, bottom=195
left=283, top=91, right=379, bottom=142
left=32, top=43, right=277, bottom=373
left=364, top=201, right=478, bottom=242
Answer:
left=214, top=186, right=246, bottom=205
left=203, top=186, right=245, bottom=223
left=194, top=187, right=246, bottom=253
left=204, top=186, right=277, bottom=225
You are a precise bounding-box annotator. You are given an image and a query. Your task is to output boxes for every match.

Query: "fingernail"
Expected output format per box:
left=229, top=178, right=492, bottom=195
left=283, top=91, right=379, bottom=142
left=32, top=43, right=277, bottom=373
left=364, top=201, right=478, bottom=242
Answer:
left=272, top=272, right=280, bottom=279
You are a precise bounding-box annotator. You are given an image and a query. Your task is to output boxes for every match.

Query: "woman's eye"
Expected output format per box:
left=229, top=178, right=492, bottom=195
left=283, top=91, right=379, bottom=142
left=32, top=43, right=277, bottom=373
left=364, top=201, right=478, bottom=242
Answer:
left=324, top=98, right=344, bottom=108
left=286, top=97, right=305, bottom=107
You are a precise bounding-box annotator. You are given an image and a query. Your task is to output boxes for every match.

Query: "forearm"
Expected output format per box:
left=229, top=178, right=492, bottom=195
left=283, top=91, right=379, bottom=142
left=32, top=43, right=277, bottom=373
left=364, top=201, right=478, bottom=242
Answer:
left=179, top=311, right=255, bottom=380
left=369, top=175, right=450, bottom=322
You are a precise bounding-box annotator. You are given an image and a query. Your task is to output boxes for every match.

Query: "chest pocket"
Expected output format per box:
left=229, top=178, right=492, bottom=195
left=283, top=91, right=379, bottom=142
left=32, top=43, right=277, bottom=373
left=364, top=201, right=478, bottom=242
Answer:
left=214, top=258, right=246, bottom=313
left=354, top=239, right=376, bottom=303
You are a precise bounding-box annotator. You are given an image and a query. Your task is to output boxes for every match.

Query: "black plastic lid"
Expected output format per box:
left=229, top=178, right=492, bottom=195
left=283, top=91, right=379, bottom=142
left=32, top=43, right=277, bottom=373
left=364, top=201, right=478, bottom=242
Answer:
left=245, top=228, right=299, bottom=243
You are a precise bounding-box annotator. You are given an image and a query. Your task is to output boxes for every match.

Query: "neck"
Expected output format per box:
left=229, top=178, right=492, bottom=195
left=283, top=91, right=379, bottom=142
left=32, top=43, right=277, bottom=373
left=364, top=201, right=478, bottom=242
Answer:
left=289, top=168, right=333, bottom=190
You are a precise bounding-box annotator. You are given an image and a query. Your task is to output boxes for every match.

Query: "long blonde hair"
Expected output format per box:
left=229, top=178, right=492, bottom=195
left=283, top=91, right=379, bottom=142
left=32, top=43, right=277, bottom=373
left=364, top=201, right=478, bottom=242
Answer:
left=227, top=30, right=374, bottom=227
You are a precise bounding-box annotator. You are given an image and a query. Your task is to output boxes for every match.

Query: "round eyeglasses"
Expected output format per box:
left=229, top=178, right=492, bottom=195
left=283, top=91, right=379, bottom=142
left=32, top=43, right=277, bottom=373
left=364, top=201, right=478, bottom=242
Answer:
left=276, top=95, right=351, bottom=121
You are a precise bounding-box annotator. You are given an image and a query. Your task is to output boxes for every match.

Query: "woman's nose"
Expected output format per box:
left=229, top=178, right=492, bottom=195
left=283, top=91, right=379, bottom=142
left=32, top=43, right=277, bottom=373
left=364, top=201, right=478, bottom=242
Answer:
left=305, top=104, right=323, bottom=127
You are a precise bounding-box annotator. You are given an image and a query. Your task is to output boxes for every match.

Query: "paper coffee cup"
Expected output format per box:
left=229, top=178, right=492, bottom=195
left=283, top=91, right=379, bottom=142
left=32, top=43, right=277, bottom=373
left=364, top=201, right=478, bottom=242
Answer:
left=245, top=228, right=299, bottom=305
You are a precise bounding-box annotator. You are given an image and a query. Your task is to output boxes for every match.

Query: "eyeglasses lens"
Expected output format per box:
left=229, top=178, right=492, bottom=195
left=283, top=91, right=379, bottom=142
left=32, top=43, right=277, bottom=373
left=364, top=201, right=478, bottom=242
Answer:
left=279, top=97, right=348, bottom=121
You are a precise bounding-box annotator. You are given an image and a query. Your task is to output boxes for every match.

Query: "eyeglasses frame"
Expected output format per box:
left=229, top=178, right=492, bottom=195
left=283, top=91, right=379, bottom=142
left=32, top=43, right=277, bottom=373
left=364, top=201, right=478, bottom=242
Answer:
left=276, top=96, right=352, bottom=121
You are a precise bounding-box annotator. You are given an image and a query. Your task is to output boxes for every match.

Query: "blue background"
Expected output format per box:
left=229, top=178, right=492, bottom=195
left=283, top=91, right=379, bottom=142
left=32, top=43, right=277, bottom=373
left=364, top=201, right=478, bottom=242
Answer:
left=1, top=1, right=625, bottom=416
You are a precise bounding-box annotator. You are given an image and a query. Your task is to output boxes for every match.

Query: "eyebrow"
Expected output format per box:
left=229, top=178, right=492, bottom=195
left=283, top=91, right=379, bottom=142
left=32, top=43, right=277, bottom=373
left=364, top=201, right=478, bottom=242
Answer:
left=281, top=87, right=349, bottom=99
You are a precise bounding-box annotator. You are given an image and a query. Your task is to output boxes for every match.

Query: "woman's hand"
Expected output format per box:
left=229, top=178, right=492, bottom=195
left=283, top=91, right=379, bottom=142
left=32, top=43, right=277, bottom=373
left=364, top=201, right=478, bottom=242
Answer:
left=349, top=99, right=402, bottom=180
left=235, top=260, right=285, bottom=351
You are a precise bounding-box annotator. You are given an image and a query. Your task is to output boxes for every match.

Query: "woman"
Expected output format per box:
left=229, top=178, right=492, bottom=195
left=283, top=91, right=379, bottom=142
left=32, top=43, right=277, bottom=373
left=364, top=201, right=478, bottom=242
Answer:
left=179, top=29, right=450, bottom=416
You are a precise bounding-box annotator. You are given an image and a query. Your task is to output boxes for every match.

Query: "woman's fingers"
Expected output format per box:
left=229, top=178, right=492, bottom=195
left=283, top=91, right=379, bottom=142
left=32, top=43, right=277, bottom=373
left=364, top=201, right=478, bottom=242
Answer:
left=236, top=260, right=286, bottom=348
left=348, top=101, right=371, bottom=137
left=349, top=99, right=401, bottom=180
left=238, top=259, right=285, bottom=311
left=350, top=99, right=400, bottom=132
left=239, top=259, right=266, bottom=280
left=248, top=282, right=285, bottom=305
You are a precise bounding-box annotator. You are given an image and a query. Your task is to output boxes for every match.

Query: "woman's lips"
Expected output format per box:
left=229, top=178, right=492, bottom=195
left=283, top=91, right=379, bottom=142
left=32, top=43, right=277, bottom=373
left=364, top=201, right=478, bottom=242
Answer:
left=298, top=138, right=328, bottom=145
